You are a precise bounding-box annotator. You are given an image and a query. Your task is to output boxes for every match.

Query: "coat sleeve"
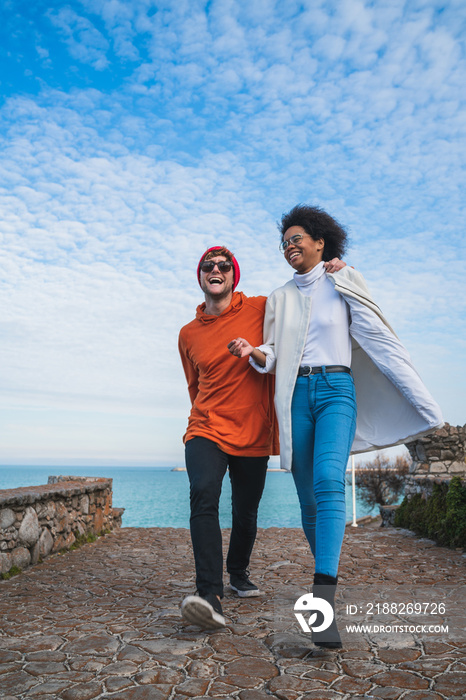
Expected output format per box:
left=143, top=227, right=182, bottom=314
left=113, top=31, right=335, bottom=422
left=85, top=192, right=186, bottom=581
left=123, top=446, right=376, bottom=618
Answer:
left=178, top=332, right=199, bottom=405
left=330, top=266, right=397, bottom=335
left=248, top=295, right=277, bottom=374
left=347, top=297, right=444, bottom=427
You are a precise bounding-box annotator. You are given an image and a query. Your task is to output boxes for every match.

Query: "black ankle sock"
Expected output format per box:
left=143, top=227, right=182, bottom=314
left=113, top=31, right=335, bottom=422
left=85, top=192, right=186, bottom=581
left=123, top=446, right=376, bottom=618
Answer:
left=314, top=572, right=338, bottom=587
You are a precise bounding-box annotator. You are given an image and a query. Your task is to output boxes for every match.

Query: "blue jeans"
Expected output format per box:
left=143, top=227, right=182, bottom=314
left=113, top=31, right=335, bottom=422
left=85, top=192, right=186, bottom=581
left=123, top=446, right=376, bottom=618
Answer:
left=291, top=371, right=357, bottom=578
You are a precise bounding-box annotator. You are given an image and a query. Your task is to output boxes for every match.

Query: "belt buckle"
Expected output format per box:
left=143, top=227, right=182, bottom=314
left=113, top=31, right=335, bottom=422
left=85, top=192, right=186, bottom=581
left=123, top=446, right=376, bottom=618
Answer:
left=301, top=365, right=312, bottom=377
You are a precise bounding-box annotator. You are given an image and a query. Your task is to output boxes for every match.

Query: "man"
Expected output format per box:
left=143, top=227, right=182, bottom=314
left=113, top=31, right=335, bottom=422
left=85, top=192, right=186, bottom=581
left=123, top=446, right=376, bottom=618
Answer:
left=178, top=245, right=343, bottom=629
left=178, top=246, right=278, bottom=629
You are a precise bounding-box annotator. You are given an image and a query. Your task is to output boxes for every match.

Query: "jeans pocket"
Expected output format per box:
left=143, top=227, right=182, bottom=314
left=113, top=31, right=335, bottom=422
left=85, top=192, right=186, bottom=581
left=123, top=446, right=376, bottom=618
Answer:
left=322, top=372, right=355, bottom=398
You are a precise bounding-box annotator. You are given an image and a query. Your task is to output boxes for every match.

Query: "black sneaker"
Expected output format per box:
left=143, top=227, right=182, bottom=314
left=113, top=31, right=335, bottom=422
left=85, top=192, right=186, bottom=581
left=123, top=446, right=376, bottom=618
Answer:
left=181, top=593, right=225, bottom=629
left=229, top=570, right=261, bottom=598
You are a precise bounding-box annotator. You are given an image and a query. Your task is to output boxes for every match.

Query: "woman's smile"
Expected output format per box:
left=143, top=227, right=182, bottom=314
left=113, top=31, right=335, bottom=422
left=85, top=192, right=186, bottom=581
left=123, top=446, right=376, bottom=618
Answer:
left=287, top=249, right=301, bottom=263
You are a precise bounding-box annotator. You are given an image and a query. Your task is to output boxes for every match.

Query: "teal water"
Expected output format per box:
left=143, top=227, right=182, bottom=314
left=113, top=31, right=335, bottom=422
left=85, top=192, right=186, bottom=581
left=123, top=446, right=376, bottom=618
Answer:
left=0, top=466, right=378, bottom=528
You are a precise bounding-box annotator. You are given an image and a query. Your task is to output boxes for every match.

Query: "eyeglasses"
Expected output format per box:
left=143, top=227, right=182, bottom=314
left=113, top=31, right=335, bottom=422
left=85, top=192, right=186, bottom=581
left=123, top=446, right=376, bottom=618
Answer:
left=199, top=260, right=234, bottom=273
left=279, top=233, right=304, bottom=253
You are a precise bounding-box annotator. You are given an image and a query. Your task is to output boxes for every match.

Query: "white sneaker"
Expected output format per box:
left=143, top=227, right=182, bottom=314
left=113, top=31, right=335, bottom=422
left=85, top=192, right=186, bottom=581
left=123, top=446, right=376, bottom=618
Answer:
left=181, top=593, right=225, bottom=629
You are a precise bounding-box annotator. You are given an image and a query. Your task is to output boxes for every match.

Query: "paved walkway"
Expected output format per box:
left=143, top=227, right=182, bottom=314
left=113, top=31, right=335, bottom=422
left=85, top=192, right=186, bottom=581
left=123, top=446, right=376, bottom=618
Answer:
left=0, top=521, right=464, bottom=699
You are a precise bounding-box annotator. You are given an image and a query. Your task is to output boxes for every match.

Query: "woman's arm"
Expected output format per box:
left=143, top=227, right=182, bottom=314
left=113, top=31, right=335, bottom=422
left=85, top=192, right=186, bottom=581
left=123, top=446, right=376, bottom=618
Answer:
left=228, top=295, right=278, bottom=373
left=250, top=295, right=278, bottom=373
left=227, top=338, right=267, bottom=367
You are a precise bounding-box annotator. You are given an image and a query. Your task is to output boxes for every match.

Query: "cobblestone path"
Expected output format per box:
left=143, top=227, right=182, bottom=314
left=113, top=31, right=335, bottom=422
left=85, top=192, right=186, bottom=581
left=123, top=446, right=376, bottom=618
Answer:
left=1, top=521, right=465, bottom=699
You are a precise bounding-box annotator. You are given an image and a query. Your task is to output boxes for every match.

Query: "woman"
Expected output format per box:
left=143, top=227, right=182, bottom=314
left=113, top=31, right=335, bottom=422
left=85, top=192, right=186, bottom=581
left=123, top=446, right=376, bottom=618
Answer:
left=228, top=204, right=443, bottom=648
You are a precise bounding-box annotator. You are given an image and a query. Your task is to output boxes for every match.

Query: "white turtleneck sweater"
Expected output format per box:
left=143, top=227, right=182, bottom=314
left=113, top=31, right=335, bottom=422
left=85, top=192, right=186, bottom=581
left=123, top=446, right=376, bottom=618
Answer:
left=294, top=261, right=352, bottom=367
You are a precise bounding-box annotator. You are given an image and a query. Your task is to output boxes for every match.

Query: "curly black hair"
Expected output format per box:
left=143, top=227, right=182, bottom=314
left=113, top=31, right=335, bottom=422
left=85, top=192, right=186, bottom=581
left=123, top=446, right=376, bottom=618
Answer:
left=279, top=204, right=348, bottom=261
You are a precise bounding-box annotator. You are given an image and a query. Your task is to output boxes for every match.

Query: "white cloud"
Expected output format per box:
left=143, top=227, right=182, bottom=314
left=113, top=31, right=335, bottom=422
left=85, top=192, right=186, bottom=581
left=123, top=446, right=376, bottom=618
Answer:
left=47, top=6, right=110, bottom=70
left=313, top=34, right=346, bottom=61
left=0, top=0, right=465, bottom=464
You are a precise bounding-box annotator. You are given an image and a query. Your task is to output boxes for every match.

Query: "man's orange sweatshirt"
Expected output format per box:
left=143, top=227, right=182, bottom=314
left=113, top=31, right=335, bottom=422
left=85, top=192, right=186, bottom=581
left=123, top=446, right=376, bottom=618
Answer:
left=178, top=292, right=279, bottom=457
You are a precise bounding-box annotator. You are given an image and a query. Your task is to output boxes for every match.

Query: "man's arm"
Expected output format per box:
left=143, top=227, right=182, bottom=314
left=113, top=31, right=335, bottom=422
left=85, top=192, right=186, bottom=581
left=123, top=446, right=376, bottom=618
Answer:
left=324, top=258, right=347, bottom=273
left=178, top=333, right=199, bottom=405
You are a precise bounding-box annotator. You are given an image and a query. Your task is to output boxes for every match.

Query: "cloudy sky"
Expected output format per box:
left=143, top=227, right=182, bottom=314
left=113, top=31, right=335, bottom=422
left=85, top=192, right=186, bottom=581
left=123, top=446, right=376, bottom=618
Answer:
left=0, top=0, right=464, bottom=467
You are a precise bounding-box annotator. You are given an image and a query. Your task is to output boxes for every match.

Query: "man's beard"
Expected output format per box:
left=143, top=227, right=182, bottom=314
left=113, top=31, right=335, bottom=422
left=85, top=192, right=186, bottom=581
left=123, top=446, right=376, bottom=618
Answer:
left=202, top=282, right=234, bottom=301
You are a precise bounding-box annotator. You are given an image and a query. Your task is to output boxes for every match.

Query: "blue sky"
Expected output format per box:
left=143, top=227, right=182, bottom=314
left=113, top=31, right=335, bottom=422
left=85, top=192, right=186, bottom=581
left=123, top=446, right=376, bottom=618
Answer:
left=0, top=0, right=464, bottom=466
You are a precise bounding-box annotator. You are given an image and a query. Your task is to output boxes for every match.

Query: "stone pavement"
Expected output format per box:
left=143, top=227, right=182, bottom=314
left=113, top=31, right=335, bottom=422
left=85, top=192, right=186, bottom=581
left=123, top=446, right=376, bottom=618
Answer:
left=0, top=521, right=465, bottom=700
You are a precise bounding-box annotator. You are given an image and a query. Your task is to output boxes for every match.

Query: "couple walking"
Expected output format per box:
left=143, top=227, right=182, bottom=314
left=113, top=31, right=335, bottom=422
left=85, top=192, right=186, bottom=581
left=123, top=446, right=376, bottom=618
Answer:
left=177, top=204, right=443, bottom=647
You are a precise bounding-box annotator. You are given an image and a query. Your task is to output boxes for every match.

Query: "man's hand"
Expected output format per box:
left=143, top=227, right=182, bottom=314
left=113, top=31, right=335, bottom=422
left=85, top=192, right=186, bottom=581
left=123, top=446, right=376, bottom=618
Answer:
left=324, top=258, right=347, bottom=273
left=227, top=338, right=254, bottom=358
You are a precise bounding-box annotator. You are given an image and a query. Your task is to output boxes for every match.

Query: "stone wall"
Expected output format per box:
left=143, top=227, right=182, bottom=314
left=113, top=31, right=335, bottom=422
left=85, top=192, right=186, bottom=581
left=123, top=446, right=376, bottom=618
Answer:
left=405, top=422, right=466, bottom=477
left=380, top=424, right=466, bottom=527
left=0, top=476, right=124, bottom=576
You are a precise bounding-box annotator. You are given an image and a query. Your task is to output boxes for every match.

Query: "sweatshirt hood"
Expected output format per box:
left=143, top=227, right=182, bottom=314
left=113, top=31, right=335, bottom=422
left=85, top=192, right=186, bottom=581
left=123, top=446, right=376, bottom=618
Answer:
left=195, top=291, right=245, bottom=324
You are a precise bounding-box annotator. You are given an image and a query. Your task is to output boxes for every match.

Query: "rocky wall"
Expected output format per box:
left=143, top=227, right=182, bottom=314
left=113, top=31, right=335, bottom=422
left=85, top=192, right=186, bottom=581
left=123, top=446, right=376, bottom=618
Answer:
left=379, top=424, right=465, bottom=527
left=405, top=422, right=466, bottom=477
left=0, top=476, right=124, bottom=576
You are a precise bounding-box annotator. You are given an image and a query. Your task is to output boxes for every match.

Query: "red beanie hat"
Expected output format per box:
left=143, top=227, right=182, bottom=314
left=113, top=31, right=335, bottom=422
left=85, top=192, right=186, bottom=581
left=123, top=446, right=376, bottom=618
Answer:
left=197, top=246, right=241, bottom=291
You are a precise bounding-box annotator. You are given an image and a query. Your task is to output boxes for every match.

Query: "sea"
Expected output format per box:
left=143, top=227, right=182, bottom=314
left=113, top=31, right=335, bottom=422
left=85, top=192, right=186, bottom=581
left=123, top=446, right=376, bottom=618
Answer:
left=0, top=465, right=379, bottom=528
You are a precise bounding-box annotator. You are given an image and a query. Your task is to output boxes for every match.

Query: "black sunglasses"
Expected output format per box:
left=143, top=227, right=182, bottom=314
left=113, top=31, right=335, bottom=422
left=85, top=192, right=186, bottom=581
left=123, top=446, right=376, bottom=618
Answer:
left=200, top=260, right=234, bottom=273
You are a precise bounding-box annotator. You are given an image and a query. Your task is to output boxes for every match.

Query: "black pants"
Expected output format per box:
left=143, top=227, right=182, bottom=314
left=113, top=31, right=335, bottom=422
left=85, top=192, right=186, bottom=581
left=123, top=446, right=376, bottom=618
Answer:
left=185, top=436, right=269, bottom=598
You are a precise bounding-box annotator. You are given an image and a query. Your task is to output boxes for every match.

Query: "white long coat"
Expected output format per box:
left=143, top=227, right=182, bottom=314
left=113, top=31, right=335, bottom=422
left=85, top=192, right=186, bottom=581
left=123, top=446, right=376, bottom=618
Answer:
left=255, top=266, right=444, bottom=471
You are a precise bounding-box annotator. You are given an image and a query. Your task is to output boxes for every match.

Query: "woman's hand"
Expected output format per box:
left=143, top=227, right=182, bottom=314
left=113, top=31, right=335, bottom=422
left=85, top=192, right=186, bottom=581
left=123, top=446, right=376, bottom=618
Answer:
left=227, top=337, right=254, bottom=358
left=324, top=258, right=347, bottom=273
left=228, top=339, right=267, bottom=367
